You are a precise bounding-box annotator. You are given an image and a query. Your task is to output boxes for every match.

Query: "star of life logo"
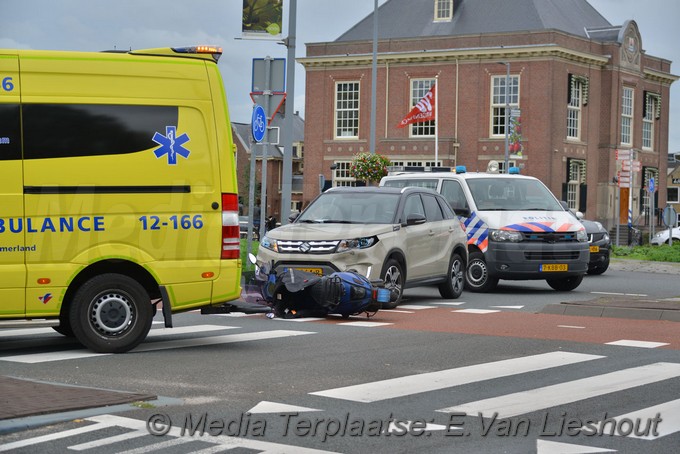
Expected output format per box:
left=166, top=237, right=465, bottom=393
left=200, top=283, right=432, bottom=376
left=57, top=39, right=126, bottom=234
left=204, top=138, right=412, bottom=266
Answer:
left=152, top=126, right=190, bottom=165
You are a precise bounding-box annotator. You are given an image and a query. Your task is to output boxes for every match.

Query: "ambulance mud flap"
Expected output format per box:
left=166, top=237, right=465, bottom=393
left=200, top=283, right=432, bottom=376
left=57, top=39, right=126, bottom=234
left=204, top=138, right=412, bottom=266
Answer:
left=159, top=286, right=173, bottom=328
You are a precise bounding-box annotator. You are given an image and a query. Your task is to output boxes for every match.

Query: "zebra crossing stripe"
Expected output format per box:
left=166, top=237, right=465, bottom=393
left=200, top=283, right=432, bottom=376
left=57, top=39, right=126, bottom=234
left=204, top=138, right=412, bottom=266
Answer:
left=609, top=398, right=680, bottom=439
left=438, top=362, right=680, bottom=418
left=69, top=430, right=150, bottom=451
left=310, top=351, right=603, bottom=403
left=0, top=420, right=107, bottom=452
left=0, top=330, right=314, bottom=363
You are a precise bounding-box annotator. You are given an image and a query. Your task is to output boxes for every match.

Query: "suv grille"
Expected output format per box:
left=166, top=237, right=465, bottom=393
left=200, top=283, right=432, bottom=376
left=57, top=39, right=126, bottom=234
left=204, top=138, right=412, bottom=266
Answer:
left=522, top=232, right=578, bottom=243
left=277, top=239, right=340, bottom=254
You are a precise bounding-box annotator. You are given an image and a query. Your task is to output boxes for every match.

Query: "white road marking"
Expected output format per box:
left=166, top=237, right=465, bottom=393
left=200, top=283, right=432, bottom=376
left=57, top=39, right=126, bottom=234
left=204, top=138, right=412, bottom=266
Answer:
left=339, top=321, right=393, bottom=327
left=605, top=340, right=670, bottom=348
left=397, top=305, right=437, bottom=310
left=452, top=309, right=500, bottom=314
left=431, top=302, right=466, bottom=306
left=310, top=351, right=603, bottom=403
left=591, top=291, right=648, bottom=297
left=439, top=362, right=680, bottom=418
left=0, top=330, right=314, bottom=363
left=609, top=398, right=680, bottom=439
left=536, top=440, right=615, bottom=453
left=248, top=401, right=322, bottom=414
left=490, top=305, right=524, bottom=309
left=558, top=325, right=586, bottom=329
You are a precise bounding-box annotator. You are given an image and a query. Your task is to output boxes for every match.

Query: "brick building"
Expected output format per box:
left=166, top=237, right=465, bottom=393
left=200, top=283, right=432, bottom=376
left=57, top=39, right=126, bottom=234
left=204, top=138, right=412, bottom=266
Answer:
left=298, top=0, right=677, bottom=229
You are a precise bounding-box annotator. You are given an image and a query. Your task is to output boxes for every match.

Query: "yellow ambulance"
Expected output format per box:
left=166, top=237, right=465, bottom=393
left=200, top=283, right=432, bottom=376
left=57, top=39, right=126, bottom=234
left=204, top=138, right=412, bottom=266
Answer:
left=0, top=46, right=242, bottom=352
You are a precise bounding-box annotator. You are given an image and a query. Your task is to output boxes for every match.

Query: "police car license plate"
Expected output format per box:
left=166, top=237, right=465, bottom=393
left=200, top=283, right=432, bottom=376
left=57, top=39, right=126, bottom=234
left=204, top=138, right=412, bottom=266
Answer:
left=589, top=245, right=600, bottom=253
left=540, top=264, right=568, bottom=272
left=295, top=267, right=323, bottom=276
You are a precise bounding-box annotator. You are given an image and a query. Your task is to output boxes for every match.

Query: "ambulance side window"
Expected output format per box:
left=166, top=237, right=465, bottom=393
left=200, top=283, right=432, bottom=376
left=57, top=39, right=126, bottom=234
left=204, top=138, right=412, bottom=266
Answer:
left=22, top=104, right=177, bottom=159
left=0, top=104, right=21, bottom=160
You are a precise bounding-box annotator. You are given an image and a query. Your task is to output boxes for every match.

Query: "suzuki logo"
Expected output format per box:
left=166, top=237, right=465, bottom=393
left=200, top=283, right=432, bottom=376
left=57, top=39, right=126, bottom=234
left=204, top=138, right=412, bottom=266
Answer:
left=299, top=242, right=311, bottom=253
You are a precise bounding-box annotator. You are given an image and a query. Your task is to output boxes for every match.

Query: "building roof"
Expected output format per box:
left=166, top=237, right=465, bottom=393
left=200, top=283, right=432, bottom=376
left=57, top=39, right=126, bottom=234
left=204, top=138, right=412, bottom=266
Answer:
left=336, top=0, right=614, bottom=42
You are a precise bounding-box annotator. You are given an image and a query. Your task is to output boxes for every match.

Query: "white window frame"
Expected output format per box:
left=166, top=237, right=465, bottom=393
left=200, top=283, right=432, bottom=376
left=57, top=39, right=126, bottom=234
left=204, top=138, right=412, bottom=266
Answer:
left=434, top=0, right=453, bottom=21
left=642, top=95, right=656, bottom=150
left=567, top=79, right=582, bottom=140
left=409, top=78, right=436, bottom=138
left=333, top=160, right=357, bottom=187
left=498, top=160, right=517, bottom=174
left=490, top=75, right=520, bottom=137
left=334, top=81, right=360, bottom=139
left=621, top=87, right=634, bottom=146
left=567, top=159, right=586, bottom=211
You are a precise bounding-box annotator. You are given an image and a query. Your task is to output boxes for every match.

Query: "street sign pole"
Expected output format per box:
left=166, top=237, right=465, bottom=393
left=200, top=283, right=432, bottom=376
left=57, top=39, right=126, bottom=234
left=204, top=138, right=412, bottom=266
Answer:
left=627, top=150, right=634, bottom=246
left=280, top=0, right=296, bottom=225
left=649, top=177, right=655, bottom=243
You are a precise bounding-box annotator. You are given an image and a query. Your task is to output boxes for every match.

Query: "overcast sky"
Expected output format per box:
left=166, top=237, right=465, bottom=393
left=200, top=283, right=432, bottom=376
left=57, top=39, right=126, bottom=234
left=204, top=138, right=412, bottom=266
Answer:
left=3, top=0, right=679, bottom=154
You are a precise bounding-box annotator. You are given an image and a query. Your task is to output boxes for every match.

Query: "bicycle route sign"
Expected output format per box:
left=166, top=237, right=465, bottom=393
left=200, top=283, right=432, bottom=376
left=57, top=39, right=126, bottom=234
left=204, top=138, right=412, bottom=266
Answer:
left=251, top=104, right=266, bottom=143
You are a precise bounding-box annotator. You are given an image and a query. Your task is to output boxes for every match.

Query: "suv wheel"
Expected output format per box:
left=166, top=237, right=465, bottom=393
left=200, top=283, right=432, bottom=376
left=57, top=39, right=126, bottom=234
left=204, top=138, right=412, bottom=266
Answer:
left=381, top=258, right=404, bottom=309
left=438, top=252, right=464, bottom=299
left=465, top=251, right=498, bottom=293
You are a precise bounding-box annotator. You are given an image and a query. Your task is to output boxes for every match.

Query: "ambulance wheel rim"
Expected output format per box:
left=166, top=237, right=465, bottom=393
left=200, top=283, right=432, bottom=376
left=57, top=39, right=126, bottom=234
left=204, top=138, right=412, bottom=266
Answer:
left=90, top=292, right=134, bottom=336
left=467, top=258, right=488, bottom=285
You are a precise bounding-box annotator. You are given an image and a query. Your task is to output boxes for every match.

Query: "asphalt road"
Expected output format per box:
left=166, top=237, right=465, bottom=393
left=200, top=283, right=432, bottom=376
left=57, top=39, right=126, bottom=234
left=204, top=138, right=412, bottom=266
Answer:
left=0, top=263, right=678, bottom=453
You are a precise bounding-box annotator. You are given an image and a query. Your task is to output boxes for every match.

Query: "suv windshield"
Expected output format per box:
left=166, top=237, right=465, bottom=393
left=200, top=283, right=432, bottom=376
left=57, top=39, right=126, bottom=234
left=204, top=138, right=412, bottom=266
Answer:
left=467, top=178, right=563, bottom=211
left=298, top=192, right=400, bottom=224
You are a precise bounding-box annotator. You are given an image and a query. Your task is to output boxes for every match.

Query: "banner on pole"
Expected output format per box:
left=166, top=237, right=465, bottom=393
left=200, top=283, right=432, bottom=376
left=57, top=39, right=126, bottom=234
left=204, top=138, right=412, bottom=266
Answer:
left=397, top=84, right=436, bottom=128
left=242, top=0, right=283, bottom=40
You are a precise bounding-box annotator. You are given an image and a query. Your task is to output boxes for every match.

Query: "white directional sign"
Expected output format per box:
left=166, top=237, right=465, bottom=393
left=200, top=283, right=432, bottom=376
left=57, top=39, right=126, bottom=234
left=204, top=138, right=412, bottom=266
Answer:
left=616, top=149, right=632, bottom=160
left=621, top=160, right=641, bottom=172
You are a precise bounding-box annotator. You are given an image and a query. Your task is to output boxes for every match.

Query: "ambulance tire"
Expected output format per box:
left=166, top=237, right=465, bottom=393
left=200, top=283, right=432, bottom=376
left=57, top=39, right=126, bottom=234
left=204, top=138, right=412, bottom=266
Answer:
left=438, top=252, right=465, bottom=299
left=464, top=251, right=498, bottom=293
left=546, top=274, right=584, bottom=291
left=70, top=274, right=154, bottom=353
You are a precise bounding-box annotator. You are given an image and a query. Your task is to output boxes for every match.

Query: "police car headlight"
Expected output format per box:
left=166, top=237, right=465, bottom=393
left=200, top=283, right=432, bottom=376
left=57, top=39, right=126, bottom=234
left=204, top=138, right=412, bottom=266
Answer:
left=489, top=229, right=522, bottom=243
left=260, top=236, right=279, bottom=252
left=576, top=229, right=588, bottom=242
left=336, top=236, right=377, bottom=253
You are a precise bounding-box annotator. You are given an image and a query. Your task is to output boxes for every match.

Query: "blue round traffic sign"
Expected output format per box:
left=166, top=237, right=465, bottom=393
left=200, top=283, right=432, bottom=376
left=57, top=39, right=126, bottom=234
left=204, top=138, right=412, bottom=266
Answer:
left=648, top=177, right=655, bottom=193
left=251, top=104, right=266, bottom=143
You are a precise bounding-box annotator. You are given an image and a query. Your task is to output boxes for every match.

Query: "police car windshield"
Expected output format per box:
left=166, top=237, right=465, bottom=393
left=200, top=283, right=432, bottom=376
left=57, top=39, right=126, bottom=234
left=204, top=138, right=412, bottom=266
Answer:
left=467, top=178, right=563, bottom=211
left=298, top=192, right=400, bottom=224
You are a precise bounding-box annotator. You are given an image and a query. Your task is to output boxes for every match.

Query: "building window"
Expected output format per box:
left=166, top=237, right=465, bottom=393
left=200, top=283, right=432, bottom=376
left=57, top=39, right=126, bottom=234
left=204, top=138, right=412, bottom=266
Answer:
left=410, top=79, right=436, bottom=137
left=566, top=159, right=586, bottom=211
left=391, top=160, right=443, bottom=168
left=620, top=87, right=634, bottom=146
left=498, top=160, right=517, bottom=174
left=335, top=81, right=360, bottom=139
left=668, top=187, right=679, bottom=204
left=491, top=75, right=519, bottom=137
left=434, top=0, right=453, bottom=21
left=567, top=77, right=583, bottom=140
left=642, top=92, right=659, bottom=150
left=333, top=160, right=357, bottom=187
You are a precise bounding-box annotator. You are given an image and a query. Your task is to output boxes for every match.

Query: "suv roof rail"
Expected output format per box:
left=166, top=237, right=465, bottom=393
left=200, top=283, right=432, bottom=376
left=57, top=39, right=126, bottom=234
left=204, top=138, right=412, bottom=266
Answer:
left=386, top=165, right=453, bottom=175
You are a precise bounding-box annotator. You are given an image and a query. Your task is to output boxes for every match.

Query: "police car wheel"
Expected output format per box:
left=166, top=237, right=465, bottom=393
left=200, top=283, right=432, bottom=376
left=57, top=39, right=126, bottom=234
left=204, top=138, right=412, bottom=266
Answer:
left=439, top=252, right=464, bottom=299
left=464, top=251, right=498, bottom=293
left=69, top=274, right=153, bottom=353
left=546, top=274, right=584, bottom=291
left=380, top=259, right=404, bottom=309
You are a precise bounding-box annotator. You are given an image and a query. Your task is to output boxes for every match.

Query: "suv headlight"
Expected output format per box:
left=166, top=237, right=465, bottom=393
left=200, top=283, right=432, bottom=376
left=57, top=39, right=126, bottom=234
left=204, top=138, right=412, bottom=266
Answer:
left=260, top=235, right=279, bottom=252
left=336, top=236, right=377, bottom=253
left=576, top=229, right=588, bottom=242
left=489, top=229, right=522, bottom=243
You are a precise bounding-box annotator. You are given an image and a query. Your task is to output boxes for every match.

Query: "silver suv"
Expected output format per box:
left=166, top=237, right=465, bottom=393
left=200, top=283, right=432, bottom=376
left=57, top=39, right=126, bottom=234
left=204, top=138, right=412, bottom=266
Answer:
left=256, top=186, right=468, bottom=308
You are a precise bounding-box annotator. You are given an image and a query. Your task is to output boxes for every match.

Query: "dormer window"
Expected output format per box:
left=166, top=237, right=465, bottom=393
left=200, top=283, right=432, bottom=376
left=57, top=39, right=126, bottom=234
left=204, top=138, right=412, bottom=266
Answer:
left=434, top=0, right=453, bottom=22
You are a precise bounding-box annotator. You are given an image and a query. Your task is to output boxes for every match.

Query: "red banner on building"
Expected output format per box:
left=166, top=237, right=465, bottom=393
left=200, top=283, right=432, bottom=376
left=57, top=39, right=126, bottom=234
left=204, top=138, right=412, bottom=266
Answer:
left=397, top=84, right=436, bottom=128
